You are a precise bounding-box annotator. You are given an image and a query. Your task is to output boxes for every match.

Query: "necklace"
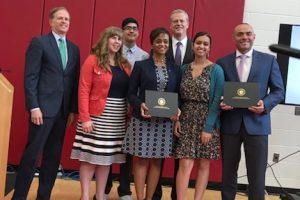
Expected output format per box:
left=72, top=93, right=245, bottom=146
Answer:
left=153, top=56, right=166, bottom=67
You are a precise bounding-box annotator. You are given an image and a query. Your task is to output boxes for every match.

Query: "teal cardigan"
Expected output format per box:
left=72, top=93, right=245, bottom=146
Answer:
left=181, top=63, right=224, bottom=133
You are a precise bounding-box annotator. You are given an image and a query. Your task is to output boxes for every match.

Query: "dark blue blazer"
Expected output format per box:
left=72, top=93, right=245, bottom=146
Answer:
left=216, top=50, right=284, bottom=135
left=24, top=32, right=80, bottom=117
left=128, top=57, right=181, bottom=120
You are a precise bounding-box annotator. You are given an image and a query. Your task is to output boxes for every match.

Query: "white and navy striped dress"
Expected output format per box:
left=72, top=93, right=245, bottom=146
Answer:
left=71, top=66, right=129, bottom=165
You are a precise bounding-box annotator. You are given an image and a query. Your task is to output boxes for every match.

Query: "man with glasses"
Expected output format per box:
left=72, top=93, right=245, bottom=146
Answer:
left=121, top=17, right=148, bottom=68
left=104, top=17, right=148, bottom=200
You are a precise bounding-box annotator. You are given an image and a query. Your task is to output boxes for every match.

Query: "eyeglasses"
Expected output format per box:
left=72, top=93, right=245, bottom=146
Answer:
left=124, top=26, right=138, bottom=31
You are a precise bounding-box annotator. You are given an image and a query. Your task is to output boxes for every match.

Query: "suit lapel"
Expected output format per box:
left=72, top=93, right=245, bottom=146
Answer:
left=228, top=54, right=240, bottom=81
left=247, top=50, right=259, bottom=81
left=48, top=33, right=64, bottom=72
left=183, top=39, right=192, bottom=64
left=65, top=40, right=73, bottom=72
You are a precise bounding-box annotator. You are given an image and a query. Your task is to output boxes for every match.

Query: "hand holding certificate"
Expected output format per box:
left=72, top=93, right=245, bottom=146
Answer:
left=140, top=103, right=151, bottom=118
left=145, top=90, right=178, bottom=118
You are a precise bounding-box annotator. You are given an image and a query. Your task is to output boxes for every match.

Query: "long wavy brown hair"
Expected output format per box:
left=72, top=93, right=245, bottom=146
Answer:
left=91, top=26, right=129, bottom=71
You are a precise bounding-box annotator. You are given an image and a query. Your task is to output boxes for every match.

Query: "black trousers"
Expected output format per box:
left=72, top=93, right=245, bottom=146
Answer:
left=105, top=154, right=132, bottom=196
left=12, top=111, right=67, bottom=200
left=221, top=123, right=268, bottom=200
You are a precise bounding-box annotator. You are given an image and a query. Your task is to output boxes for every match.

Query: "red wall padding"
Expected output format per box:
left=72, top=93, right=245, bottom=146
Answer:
left=92, top=0, right=146, bottom=46
left=0, top=0, right=44, bottom=165
left=2, top=0, right=244, bottom=183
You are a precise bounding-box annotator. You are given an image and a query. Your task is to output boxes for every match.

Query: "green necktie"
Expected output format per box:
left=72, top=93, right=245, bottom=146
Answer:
left=59, top=38, right=67, bottom=69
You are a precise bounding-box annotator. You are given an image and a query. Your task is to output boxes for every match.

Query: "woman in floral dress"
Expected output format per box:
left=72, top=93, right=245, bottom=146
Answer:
left=174, top=32, right=224, bottom=200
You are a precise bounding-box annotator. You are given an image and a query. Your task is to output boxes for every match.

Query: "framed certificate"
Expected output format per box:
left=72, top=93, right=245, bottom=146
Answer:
left=223, top=82, right=260, bottom=108
left=145, top=90, right=178, bottom=118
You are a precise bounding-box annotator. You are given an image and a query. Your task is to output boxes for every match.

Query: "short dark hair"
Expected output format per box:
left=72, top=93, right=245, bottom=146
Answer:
left=150, top=27, right=170, bottom=45
left=122, top=17, right=139, bottom=29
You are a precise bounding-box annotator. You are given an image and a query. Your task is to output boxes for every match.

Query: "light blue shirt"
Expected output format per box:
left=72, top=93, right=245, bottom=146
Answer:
left=123, top=44, right=149, bottom=68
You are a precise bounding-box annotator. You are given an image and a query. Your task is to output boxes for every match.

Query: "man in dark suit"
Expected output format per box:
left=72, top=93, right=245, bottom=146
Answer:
left=166, top=9, right=194, bottom=66
left=216, top=23, right=284, bottom=200
left=12, top=7, right=80, bottom=200
left=153, top=9, right=194, bottom=200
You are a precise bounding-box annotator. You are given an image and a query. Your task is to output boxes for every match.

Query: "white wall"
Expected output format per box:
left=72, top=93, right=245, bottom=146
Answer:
left=238, top=0, right=300, bottom=189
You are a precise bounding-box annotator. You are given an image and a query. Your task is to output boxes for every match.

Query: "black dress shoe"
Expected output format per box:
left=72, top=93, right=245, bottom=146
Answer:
left=93, top=195, right=97, bottom=200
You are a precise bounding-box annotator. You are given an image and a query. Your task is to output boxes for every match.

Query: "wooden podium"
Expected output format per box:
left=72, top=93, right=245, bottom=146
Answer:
left=0, top=73, right=14, bottom=199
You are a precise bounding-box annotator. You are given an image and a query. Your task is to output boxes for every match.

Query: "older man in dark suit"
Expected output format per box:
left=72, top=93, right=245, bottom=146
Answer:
left=12, top=7, right=80, bottom=200
left=217, top=23, right=284, bottom=200
left=166, top=9, right=194, bottom=67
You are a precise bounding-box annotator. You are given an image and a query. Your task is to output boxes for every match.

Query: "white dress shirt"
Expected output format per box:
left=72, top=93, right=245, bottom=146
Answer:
left=172, top=36, right=188, bottom=64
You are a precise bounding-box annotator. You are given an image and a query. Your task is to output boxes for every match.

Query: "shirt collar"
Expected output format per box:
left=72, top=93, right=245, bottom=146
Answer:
left=236, top=48, right=253, bottom=58
left=52, top=31, right=66, bottom=42
left=172, top=36, right=187, bottom=47
left=123, top=44, right=137, bottom=53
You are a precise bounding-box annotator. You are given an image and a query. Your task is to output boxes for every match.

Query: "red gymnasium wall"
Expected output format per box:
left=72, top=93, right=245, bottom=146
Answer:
left=0, top=0, right=244, bottom=182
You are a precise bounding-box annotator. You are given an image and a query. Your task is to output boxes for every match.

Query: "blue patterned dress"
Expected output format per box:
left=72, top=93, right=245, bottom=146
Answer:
left=122, top=64, right=174, bottom=158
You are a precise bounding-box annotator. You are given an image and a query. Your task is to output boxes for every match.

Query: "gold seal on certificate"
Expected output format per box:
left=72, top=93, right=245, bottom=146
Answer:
left=145, top=90, right=178, bottom=118
left=223, top=82, right=260, bottom=108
